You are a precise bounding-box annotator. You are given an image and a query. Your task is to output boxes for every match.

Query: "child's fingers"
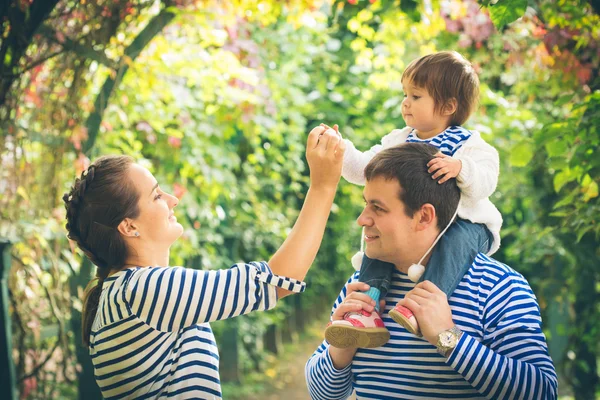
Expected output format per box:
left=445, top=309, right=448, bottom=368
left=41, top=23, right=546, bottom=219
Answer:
left=427, top=158, right=446, bottom=171
left=431, top=167, right=449, bottom=180
left=427, top=161, right=444, bottom=173
left=438, top=174, right=453, bottom=184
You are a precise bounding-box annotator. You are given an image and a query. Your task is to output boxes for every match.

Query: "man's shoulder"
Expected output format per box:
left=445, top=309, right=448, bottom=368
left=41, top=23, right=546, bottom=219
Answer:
left=470, top=253, right=528, bottom=286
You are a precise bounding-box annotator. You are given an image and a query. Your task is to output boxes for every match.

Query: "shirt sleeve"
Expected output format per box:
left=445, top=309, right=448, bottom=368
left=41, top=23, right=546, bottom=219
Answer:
left=446, top=272, right=558, bottom=399
left=341, top=139, right=382, bottom=186
left=305, top=273, right=358, bottom=400
left=454, top=133, right=500, bottom=201
left=125, top=262, right=305, bottom=332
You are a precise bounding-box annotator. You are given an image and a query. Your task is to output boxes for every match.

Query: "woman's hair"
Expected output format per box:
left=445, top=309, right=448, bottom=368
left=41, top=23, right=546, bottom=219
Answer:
left=402, top=51, right=480, bottom=126
left=63, top=155, right=140, bottom=346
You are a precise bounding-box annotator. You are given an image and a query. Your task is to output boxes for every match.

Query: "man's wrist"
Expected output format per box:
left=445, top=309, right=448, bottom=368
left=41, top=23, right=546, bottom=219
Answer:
left=436, top=325, right=463, bottom=357
left=329, top=345, right=357, bottom=370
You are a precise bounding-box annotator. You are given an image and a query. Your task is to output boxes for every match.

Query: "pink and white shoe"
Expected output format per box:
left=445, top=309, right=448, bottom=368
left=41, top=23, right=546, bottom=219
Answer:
left=389, top=304, right=422, bottom=336
left=324, top=310, right=390, bottom=348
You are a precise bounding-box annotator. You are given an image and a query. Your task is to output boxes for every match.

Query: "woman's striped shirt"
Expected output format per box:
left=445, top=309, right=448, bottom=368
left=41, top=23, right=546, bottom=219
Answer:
left=90, top=261, right=305, bottom=399
left=305, top=254, right=558, bottom=399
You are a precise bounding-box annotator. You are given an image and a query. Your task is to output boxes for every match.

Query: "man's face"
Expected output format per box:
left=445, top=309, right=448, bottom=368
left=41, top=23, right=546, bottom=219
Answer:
left=357, top=176, right=418, bottom=266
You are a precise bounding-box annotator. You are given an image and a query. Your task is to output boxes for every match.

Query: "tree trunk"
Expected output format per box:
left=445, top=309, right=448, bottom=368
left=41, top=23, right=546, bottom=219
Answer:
left=0, top=0, right=60, bottom=112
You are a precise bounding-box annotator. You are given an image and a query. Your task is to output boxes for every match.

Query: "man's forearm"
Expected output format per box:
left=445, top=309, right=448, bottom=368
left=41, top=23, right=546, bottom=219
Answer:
left=329, top=346, right=358, bottom=370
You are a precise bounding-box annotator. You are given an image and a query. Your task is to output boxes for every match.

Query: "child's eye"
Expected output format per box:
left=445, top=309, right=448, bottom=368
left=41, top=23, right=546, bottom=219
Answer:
left=373, top=205, right=384, bottom=212
left=412, top=95, right=420, bottom=100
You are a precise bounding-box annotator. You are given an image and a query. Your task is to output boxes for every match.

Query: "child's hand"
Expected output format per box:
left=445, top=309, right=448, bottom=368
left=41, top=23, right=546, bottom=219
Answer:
left=427, top=152, right=462, bottom=184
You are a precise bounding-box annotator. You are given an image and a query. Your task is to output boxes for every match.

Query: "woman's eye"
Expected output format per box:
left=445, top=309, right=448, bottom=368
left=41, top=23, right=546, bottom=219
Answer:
left=155, top=194, right=162, bottom=200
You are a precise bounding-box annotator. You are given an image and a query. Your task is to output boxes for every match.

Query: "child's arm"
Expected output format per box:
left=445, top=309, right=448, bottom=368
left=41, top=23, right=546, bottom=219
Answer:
left=428, top=133, right=499, bottom=200
left=342, top=127, right=411, bottom=185
left=454, top=134, right=499, bottom=200
left=341, top=140, right=382, bottom=185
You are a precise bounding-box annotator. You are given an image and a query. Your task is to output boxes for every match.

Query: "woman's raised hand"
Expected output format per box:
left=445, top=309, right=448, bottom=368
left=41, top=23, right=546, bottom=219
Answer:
left=306, top=125, right=346, bottom=190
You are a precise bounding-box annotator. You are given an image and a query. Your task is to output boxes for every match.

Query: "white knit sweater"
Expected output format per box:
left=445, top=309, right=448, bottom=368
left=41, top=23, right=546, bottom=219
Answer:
left=342, top=126, right=502, bottom=255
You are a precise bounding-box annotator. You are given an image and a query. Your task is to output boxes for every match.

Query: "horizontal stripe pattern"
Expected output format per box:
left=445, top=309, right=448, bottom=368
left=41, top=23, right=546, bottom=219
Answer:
left=90, top=261, right=305, bottom=399
left=305, top=254, right=558, bottom=399
left=405, top=125, right=472, bottom=156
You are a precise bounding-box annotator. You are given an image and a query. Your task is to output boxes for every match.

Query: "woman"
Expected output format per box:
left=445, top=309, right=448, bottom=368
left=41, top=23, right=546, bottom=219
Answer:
left=63, top=126, right=346, bottom=399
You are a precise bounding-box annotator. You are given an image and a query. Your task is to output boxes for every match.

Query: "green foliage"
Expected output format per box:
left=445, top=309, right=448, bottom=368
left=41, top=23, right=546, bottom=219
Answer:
left=483, top=0, right=528, bottom=29
left=2, top=0, right=599, bottom=398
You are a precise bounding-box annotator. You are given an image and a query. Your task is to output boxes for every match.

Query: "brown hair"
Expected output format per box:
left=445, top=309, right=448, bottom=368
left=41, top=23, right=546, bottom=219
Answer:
left=364, top=143, right=460, bottom=230
left=402, top=51, right=479, bottom=126
left=63, top=155, right=140, bottom=346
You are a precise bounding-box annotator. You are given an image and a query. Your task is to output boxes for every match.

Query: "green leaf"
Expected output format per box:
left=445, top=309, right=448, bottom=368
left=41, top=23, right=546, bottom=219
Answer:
left=581, top=175, right=599, bottom=202
left=488, top=0, right=527, bottom=29
left=509, top=141, right=533, bottom=167
left=545, top=140, right=568, bottom=158
left=553, top=169, right=577, bottom=193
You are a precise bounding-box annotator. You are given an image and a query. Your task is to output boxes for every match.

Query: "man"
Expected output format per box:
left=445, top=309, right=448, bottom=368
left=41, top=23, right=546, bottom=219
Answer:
left=305, top=143, right=557, bottom=399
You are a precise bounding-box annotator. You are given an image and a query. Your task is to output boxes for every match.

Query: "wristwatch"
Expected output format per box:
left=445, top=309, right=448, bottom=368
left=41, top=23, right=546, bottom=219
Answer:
left=436, top=325, right=463, bottom=357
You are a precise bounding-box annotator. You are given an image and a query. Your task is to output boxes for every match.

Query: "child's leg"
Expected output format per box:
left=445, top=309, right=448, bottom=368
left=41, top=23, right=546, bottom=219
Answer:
left=390, top=219, right=492, bottom=335
left=358, top=255, right=395, bottom=313
left=419, top=219, right=492, bottom=296
left=324, top=255, right=393, bottom=349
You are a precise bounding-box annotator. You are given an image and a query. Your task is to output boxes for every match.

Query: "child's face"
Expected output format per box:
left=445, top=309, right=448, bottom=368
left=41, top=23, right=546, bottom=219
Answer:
left=401, top=81, right=449, bottom=137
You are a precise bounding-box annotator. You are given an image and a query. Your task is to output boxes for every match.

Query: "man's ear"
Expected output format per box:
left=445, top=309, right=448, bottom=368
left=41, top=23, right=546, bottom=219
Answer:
left=415, top=204, right=436, bottom=231
left=442, top=98, right=458, bottom=117
left=117, top=218, right=138, bottom=237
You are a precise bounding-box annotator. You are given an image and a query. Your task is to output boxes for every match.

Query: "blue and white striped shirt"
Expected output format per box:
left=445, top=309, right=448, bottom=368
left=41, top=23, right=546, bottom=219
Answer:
left=90, top=261, right=305, bottom=399
left=305, top=254, right=558, bottom=399
left=405, top=125, right=472, bottom=156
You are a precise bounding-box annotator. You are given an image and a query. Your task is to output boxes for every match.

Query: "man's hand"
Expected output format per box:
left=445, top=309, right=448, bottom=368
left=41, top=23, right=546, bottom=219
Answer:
left=427, top=152, right=462, bottom=184
left=331, top=282, right=385, bottom=321
left=396, top=280, right=454, bottom=345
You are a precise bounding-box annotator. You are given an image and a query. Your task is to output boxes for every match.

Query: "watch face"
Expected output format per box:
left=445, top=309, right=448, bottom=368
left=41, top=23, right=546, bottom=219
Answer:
left=441, top=331, right=456, bottom=347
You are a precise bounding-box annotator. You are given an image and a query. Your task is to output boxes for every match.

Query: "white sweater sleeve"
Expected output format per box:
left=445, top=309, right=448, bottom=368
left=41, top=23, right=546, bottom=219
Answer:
left=454, top=132, right=499, bottom=201
left=341, top=127, right=411, bottom=186
left=341, top=140, right=382, bottom=186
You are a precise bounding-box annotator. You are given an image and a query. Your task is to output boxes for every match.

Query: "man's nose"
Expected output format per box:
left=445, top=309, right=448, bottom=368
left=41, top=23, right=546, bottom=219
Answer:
left=357, top=209, right=373, bottom=227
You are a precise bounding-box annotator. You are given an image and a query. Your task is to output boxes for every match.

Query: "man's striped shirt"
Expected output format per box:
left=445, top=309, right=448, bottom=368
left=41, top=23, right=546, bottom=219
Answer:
left=305, top=254, right=558, bottom=399
left=90, top=261, right=305, bottom=399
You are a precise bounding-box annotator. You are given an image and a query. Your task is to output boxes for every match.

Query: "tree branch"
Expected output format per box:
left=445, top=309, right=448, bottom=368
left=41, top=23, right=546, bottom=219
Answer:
left=37, top=24, right=118, bottom=70
left=83, top=6, right=177, bottom=154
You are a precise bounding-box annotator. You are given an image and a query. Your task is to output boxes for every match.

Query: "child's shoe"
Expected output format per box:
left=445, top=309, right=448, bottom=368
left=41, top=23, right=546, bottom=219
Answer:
left=324, top=310, right=390, bottom=348
left=389, top=304, right=422, bottom=336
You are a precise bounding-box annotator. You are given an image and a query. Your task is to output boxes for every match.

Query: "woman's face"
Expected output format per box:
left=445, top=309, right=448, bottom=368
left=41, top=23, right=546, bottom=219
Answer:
left=127, top=164, right=183, bottom=248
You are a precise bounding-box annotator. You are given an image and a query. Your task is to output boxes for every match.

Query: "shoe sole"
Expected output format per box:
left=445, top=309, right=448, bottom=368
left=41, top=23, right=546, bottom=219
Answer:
left=324, top=325, right=390, bottom=349
left=389, top=309, right=422, bottom=337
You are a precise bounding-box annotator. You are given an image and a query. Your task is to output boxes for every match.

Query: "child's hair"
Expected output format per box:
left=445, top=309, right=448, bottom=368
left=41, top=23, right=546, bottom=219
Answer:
left=401, top=51, right=479, bottom=126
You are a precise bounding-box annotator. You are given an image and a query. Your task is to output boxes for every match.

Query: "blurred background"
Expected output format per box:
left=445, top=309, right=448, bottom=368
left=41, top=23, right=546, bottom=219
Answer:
left=0, top=0, right=598, bottom=398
